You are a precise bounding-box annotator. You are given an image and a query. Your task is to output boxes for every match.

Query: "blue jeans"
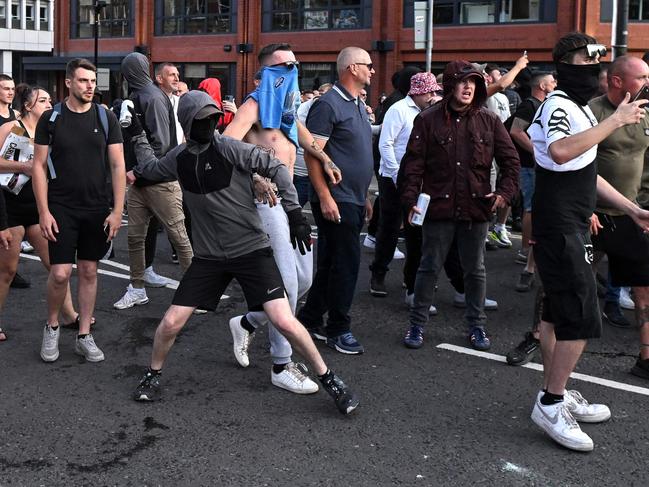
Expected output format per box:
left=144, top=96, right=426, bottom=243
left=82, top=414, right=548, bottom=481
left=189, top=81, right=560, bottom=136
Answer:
left=298, top=201, right=365, bottom=337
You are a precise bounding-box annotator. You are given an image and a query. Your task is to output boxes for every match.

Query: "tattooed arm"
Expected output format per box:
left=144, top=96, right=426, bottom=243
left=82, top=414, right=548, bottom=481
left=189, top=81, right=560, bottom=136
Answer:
left=296, top=120, right=342, bottom=185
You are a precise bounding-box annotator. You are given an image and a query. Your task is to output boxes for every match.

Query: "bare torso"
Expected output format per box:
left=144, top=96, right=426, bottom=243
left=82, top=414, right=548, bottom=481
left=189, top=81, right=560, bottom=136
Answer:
left=244, top=123, right=297, bottom=178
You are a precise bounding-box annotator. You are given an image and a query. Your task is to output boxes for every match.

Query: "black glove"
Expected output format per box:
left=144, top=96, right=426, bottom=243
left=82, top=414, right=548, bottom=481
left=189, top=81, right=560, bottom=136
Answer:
left=124, top=105, right=145, bottom=139
left=286, top=208, right=312, bottom=255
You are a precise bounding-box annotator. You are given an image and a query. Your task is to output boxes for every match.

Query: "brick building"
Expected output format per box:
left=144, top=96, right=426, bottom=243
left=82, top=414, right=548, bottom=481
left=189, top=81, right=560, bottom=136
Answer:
left=20, top=0, right=649, bottom=104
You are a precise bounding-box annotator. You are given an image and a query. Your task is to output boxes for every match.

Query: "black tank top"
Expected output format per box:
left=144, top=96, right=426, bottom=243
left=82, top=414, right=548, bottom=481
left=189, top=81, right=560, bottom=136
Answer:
left=0, top=108, right=16, bottom=126
left=4, top=118, right=36, bottom=208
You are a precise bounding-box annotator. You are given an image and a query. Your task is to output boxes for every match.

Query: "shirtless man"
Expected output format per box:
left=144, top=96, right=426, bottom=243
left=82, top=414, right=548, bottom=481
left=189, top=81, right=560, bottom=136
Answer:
left=222, top=43, right=340, bottom=394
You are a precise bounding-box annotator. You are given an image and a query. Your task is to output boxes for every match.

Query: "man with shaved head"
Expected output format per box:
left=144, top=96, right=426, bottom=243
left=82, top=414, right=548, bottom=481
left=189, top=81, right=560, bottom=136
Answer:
left=297, top=46, right=375, bottom=354
left=588, top=55, right=649, bottom=379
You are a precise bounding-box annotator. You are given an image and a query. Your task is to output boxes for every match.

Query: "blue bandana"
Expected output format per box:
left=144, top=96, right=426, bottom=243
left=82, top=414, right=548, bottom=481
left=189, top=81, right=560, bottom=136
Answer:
left=246, top=65, right=300, bottom=147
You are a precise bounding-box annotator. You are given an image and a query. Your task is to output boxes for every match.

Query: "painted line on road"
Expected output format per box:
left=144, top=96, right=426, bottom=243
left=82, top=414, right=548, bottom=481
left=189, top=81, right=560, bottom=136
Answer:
left=437, top=343, right=649, bottom=397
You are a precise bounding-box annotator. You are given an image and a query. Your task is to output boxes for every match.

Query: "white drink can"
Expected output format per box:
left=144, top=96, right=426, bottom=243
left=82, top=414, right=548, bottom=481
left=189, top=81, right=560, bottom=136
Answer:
left=119, top=99, right=134, bottom=128
left=411, top=193, right=430, bottom=226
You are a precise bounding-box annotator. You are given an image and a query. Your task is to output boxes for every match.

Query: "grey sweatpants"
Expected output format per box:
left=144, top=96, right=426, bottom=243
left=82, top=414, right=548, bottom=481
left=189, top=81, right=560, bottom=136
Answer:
left=246, top=202, right=313, bottom=364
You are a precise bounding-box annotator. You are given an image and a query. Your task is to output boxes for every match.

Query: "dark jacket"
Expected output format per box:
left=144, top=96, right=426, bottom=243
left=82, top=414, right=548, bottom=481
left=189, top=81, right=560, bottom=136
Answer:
left=398, top=61, right=520, bottom=222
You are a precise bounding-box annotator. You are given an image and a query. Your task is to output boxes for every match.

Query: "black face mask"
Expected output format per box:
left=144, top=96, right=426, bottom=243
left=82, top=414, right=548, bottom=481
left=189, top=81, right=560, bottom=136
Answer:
left=556, top=62, right=601, bottom=106
left=190, top=116, right=218, bottom=144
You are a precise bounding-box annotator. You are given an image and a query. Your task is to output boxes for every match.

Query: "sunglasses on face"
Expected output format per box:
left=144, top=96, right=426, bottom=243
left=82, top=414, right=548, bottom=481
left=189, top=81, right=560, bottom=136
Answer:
left=350, top=63, right=374, bottom=71
left=566, top=43, right=608, bottom=59
left=360, top=92, right=367, bottom=98
left=270, top=61, right=300, bottom=69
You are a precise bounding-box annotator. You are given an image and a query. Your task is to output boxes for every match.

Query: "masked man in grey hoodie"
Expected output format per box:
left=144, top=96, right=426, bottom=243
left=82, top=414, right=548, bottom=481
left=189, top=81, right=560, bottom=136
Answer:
left=126, top=91, right=359, bottom=415
left=114, top=52, right=193, bottom=310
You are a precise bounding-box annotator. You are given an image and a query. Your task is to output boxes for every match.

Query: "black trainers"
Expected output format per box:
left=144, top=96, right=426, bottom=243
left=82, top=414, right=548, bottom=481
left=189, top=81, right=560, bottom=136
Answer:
left=133, top=370, right=161, bottom=401
left=602, top=301, right=632, bottom=328
left=506, top=332, right=540, bottom=366
left=515, top=271, right=535, bottom=293
left=319, top=372, right=360, bottom=415
left=10, top=272, right=30, bottom=289
left=370, top=273, right=387, bottom=297
left=630, top=356, right=649, bottom=379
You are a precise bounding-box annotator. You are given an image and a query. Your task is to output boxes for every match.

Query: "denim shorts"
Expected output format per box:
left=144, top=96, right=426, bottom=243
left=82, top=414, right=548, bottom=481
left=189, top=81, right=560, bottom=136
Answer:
left=520, top=167, right=536, bottom=212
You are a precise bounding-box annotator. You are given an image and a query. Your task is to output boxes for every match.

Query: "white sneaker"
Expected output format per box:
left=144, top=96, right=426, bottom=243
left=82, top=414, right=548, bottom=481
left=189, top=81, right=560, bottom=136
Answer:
left=620, top=287, right=635, bottom=310
left=229, top=316, right=255, bottom=367
left=20, top=240, right=34, bottom=253
left=40, top=325, right=60, bottom=362
left=75, top=334, right=105, bottom=362
left=113, top=284, right=149, bottom=310
left=393, top=248, right=405, bottom=260
left=494, top=227, right=513, bottom=248
left=192, top=308, right=209, bottom=315
left=404, top=291, right=437, bottom=315
left=531, top=394, right=594, bottom=452
left=453, top=292, right=498, bottom=310
left=563, top=390, right=611, bottom=423
left=271, top=362, right=319, bottom=394
left=143, top=266, right=169, bottom=288
left=363, top=235, right=376, bottom=249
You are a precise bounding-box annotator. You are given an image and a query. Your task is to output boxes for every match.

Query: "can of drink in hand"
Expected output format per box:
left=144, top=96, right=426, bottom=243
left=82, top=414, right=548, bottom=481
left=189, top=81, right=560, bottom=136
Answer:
left=119, top=99, right=134, bottom=128
left=411, top=193, right=430, bottom=226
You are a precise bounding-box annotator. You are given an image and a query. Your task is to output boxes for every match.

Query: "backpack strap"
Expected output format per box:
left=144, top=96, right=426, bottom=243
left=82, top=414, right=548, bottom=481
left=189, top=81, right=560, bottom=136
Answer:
left=46, top=102, right=63, bottom=179
left=95, top=103, right=109, bottom=143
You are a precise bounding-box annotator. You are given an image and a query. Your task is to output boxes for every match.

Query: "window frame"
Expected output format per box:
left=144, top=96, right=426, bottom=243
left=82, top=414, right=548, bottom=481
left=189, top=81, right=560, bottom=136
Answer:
left=262, top=0, right=372, bottom=32
left=154, top=0, right=237, bottom=36
left=70, top=0, right=135, bottom=39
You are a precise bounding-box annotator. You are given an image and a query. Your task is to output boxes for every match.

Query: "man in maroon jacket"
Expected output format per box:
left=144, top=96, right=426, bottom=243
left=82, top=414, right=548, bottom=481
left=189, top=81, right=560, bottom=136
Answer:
left=398, top=61, right=520, bottom=350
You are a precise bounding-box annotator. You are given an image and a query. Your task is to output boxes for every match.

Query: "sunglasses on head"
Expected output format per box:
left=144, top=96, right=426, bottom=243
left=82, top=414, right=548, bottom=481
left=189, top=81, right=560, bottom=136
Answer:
left=566, top=43, right=607, bottom=59
left=350, top=62, right=374, bottom=71
left=270, top=61, right=300, bottom=69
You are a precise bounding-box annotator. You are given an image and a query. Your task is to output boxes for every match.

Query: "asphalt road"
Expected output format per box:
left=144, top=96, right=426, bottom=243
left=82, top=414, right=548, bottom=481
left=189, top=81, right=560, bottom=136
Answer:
left=2, top=218, right=649, bottom=486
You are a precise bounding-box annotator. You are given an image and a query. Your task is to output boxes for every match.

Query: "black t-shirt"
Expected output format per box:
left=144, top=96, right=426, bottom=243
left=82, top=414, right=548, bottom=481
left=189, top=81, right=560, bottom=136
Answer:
left=511, top=97, right=541, bottom=168
left=34, top=103, right=122, bottom=210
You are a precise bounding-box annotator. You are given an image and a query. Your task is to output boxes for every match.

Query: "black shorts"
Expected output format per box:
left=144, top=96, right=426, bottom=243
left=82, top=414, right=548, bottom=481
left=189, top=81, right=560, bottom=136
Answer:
left=6, top=201, right=39, bottom=228
left=172, top=247, right=286, bottom=311
left=591, top=212, right=649, bottom=287
left=533, top=232, right=602, bottom=341
left=48, top=204, right=111, bottom=265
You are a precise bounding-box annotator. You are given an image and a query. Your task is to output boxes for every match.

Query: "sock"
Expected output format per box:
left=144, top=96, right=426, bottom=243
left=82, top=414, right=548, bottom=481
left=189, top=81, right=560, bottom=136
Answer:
left=48, top=324, right=58, bottom=330
left=240, top=315, right=256, bottom=334
left=540, top=391, right=564, bottom=405
left=494, top=223, right=505, bottom=232
left=148, top=367, right=161, bottom=375
left=78, top=334, right=89, bottom=339
left=318, top=369, right=333, bottom=382
left=272, top=363, right=288, bottom=374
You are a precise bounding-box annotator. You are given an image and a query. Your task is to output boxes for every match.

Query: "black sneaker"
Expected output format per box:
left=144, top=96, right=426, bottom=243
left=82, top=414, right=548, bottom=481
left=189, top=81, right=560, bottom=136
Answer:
left=631, top=356, right=649, bottom=379
left=602, top=301, right=632, bottom=328
left=506, top=332, right=540, bottom=366
left=370, top=273, right=387, bottom=297
left=133, top=370, right=161, bottom=401
left=10, top=272, right=30, bottom=289
left=515, top=271, right=535, bottom=293
left=319, top=372, right=360, bottom=415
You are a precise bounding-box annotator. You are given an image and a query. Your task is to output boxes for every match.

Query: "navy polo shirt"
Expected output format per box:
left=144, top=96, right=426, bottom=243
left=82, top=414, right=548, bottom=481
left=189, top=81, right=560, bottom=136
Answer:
left=306, top=82, right=373, bottom=206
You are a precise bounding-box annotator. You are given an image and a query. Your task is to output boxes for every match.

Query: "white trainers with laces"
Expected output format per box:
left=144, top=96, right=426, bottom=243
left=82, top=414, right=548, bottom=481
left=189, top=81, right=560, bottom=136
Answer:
left=75, top=334, right=105, bottom=362
left=453, top=292, right=498, bottom=310
left=271, top=362, right=319, bottom=394
left=619, top=287, right=635, bottom=310
left=494, top=227, right=513, bottom=248
left=20, top=240, right=34, bottom=253
left=229, top=316, right=255, bottom=367
left=393, top=247, right=405, bottom=260
left=143, top=266, right=169, bottom=288
left=404, top=291, right=437, bottom=315
left=563, top=390, right=611, bottom=423
left=40, top=325, right=60, bottom=362
left=113, top=284, right=149, bottom=310
left=531, top=393, right=594, bottom=452
left=363, top=235, right=376, bottom=249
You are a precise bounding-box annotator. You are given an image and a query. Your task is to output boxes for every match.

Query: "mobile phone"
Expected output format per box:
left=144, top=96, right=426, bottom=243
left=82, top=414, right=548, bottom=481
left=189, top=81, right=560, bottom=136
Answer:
left=224, top=95, right=235, bottom=103
left=523, top=50, right=527, bottom=57
left=633, top=85, right=649, bottom=102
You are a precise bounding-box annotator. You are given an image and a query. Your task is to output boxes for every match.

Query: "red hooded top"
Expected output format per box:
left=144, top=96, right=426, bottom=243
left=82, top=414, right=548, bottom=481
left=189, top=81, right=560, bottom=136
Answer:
left=197, top=78, right=234, bottom=131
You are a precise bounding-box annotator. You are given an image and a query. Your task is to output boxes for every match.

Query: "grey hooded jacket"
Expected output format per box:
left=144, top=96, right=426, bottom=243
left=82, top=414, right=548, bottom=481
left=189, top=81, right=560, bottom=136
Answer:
left=132, top=90, right=300, bottom=260
left=121, top=52, right=176, bottom=159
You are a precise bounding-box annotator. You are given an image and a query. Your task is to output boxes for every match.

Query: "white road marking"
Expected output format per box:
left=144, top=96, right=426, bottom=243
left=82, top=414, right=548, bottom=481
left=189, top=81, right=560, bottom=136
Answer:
left=437, top=343, right=649, bottom=397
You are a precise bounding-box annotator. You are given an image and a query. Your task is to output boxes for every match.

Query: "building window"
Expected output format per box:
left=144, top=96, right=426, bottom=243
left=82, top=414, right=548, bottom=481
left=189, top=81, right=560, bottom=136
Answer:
left=11, top=1, right=19, bottom=29
left=404, top=0, right=551, bottom=26
left=70, top=0, right=133, bottom=38
left=629, top=0, right=649, bottom=20
left=26, top=1, right=35, bottom=29
left=0, top=1, right=6, bottom=25
left=155, top=0, right=236, bottom=36
left=176, top=63, right=236, bottom=97
left=299, top=62, right=337, bottom=91
left=40, top=2, right=49, bottom=30
left=262, top=0, right=372, bottom=32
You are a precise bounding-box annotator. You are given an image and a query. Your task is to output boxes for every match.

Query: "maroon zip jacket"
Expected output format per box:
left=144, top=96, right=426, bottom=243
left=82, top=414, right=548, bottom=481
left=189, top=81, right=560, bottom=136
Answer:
left=398, top=102, right=520, bottom=223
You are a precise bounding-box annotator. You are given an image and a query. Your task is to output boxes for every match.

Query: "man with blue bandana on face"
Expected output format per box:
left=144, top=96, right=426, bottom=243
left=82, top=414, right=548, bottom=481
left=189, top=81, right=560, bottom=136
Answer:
left=223, top=44, right=341, bottom=395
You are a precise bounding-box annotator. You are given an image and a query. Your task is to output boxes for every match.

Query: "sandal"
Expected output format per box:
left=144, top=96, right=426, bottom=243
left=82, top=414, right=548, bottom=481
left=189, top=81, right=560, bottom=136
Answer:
left=0, top=327, right=6, bottom=341
left=61, top=315, right=97, bottom=329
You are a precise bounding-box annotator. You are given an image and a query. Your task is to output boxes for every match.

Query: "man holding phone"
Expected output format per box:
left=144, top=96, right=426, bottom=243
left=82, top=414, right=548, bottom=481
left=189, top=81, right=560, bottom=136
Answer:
left=588, top=55, right=649, bottom=378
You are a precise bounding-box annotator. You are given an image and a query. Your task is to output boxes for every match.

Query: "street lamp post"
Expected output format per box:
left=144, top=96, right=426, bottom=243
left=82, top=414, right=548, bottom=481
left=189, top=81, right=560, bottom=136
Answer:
left=93, top=0, right=108, bottom=67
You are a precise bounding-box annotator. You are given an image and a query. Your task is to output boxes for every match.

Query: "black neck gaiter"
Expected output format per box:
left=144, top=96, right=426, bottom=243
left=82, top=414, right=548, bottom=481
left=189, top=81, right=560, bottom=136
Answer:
left=556, top=62, right=601, bottom=106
